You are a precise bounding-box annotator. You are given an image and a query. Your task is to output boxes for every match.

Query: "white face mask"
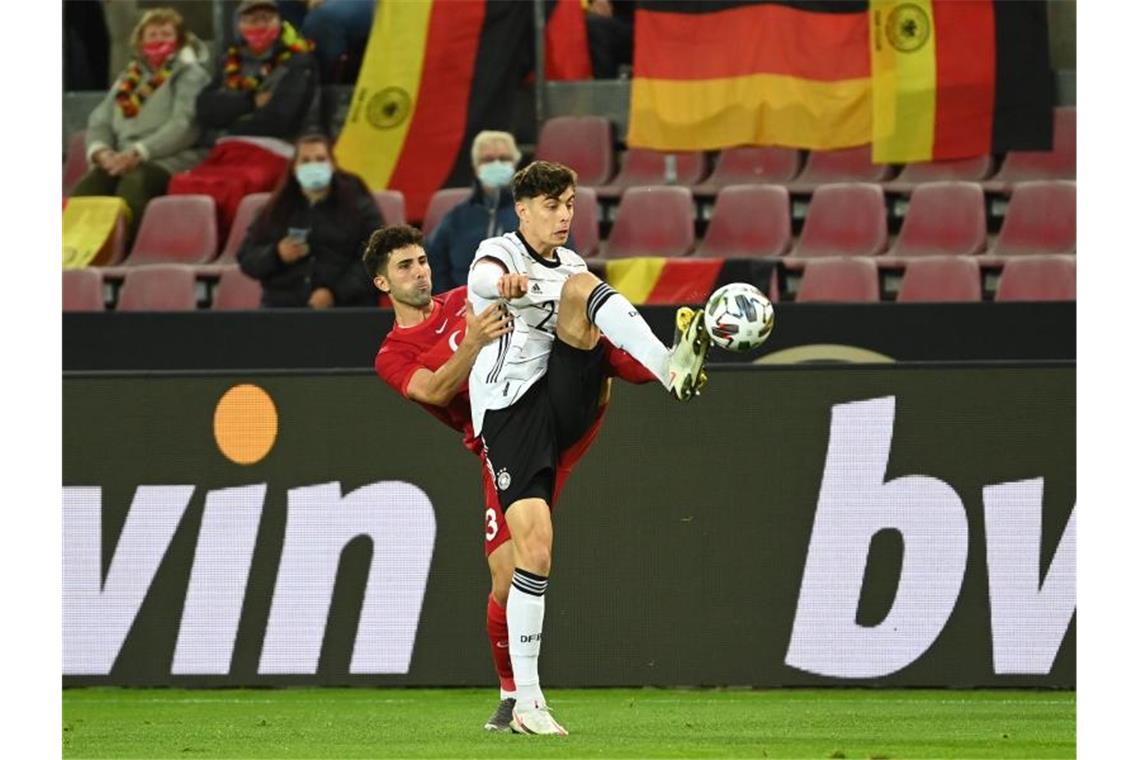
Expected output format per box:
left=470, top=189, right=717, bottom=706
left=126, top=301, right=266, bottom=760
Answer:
left=295, top=161, right=333, bottom=191
left=477, top=160, right=515, bottom=189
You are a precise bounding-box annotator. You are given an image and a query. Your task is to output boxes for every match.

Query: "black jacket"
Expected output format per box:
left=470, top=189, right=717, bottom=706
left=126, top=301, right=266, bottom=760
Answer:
left=196, top=50, right=319, bottom=141
left=237, top=172, right=383, bottom=308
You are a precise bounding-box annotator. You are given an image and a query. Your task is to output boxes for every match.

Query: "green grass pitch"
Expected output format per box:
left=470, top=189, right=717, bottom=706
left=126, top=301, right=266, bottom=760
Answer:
left=63, top=687, right=1074, bottom=758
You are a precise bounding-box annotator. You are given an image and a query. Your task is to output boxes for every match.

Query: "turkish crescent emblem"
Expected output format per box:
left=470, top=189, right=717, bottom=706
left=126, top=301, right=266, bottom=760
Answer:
left=448, top=330, right=461, bottom=352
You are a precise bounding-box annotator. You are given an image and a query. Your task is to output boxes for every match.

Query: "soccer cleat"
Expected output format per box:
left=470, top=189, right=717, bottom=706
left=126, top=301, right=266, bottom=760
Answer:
left=666, top=306, right=711, bottom=401
left=510, top=701, right=568, bottom=736
left=483, top=697, right=517, bottom=733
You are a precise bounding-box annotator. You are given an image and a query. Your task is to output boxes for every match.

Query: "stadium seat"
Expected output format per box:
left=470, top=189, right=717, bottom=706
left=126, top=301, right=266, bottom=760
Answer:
left=790, top=183, right=888, bottom=258
left=888, top=182, right=987, bottom=257
left=796, top=257, right=880, bottom=302
left=535, top=115, right=614, bottom=186
left=596, top=149, right=706, bottom=200
left=988, top=180, right=1076, bottom=257
left=695, top=185, right=791, bottom=258
left=786, top=144, right=894, bottom=193
left=692, top=147, right=801, bottom=198
left=604, top=186, right=695, bottom=258
left=125, top=194, right=219, bottom=266
left=995, top=255, right=1076, bottom=301
left=63, top=130, right=87, bottom=196
left=116, top=265, right=199, bottom=311
left=211, top=266, right=263, bottom=310
left=885, top=155, right=993, bottom=194
left=896, top=256, right=982, bottom=302
left=985, top=107, right=1076, bottom=192
left=215, top=192, right=270, bottom=266
left=373, top=189, right=406, bottom=226
left=570, top=186, right=600, bottom=257
left=422, top=188, right=471, bottom=239
left=62, top=268, right=104, bottom=311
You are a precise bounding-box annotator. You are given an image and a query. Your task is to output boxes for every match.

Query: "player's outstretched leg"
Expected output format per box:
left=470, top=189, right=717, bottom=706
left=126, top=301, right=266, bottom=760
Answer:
left=559, top=272, right=710, bottom=400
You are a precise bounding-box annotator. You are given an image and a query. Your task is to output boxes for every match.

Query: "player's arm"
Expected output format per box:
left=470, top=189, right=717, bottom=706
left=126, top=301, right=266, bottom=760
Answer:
left=404, top=302, right=511, bottom=406
left=469, top=258, right=529, bottom=300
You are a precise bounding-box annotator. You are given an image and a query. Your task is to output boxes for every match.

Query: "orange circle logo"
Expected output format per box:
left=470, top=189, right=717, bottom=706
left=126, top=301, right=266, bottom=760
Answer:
left=213, top=384, right=278, bottom=465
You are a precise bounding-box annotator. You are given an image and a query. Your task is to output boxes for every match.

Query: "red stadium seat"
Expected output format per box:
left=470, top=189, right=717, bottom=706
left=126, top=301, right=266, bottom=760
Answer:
left=535, top=116, right=614, bottom=186
left=796, top=257, right=880, bottom=302
left=126, top=194, right=219, bottom=265
left=995, top=255, right=1076, bottom=301
left=63, top=131, right=88, bottom=196
left=570, top=186, right=600, bottom=257
left=215, top=192, right=270, bottom=266
left=885, top=155, right=993, bottom=194
left=422, top=188, right=471, bottom=239
left=116, top=265, right=199, bottom=311
left=695, top=185, right=791, bottom=258
left=62, top=268, right=104, bottom=311
left=373, top=189, right=406, bottom=226
left=596, top=149, right=706, bottom=200
left=896, top=257, right=982, bottom=302
left=693, top=147, right=801, bottom=197
left=988, top=180, right=1076, bottom=257
left=787, top=144, right=894, bottom=193
left=211, top=265, right=262, bottom=310
left=889, top=182, right=987, bottom=257
left=985, top=107, right=1076, bottom=192
left=790, top=183, right=888, bottom=258
left=604, top=186, right=695, bottom=258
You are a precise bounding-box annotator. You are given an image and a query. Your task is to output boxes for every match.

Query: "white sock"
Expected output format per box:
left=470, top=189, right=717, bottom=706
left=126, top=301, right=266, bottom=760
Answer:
left=507, top=569, right=548, bottom=708
left=586, top=283, right=671, bottom=386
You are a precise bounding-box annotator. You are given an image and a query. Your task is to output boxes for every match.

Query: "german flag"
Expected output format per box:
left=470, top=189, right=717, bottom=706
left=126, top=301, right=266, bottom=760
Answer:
left=545, top=0, right=592, bottom=80
left=605, top=257, right=779, bottom=305
left=871, top=0, right=1054, bottom=162
left=627, top=1, right=873, bottom=151
left=335, top=1, right=532, bottom=222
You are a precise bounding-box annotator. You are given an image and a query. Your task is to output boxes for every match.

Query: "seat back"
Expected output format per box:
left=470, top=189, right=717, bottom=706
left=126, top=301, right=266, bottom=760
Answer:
left=605, top=186, right=695, bottom=258
left=995, top=255, right=1076, bottom=301
left=217, top=192, right=271, bottom=265
left=212, top=266, right=263, bottom=310
left=535, top=116, right=614, bottom=186
left=892, top=181, right=987, bottom=257
left=696, top=185, right=791, bottom=258
left=991, top=180, right=1076, bottom=256
left=422, top=188, right=472, bottom=239
left=373, top=189, right=407, bottom=226
left=994, top=107, right=1076, bottom=182
left=796, top=257, right=880, bottom=302
left=117, top=265, right=198, bottom=311
left=796, top=144, right=893, bottom=185
left=897, top=256, right=982, bottom=302
left=62, top=268, right=104, bottom=311
left=792, top=183, right=887, bottom=258
left=128, top=194, right=219, bottom=265
left=704, top=147, right=801, bottom=187
left=894, top=155, right=993, bottom=185
left=63, top=131, right=88, bottom=196
left=570, top=186, right=599, bottom=257
left=611, top=148, right=706, bottom=188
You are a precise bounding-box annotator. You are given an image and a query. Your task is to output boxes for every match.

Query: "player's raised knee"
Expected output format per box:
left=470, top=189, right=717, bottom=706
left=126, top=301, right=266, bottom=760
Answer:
left=562, top=272, right=601, bottom=308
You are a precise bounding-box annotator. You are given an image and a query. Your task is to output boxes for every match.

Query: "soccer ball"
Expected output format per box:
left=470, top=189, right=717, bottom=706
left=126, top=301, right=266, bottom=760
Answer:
left=703, top=282, right=775, bottom=352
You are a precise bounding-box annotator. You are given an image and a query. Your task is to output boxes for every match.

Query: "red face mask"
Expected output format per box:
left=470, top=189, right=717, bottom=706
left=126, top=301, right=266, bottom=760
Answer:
left=141, top=40, right=177, bottom=69
left=242, top=25, right=280, bottom=53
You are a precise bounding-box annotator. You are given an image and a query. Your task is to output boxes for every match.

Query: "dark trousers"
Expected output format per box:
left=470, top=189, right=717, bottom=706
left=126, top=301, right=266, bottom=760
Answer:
left=71, top=162, right=171, bottom=243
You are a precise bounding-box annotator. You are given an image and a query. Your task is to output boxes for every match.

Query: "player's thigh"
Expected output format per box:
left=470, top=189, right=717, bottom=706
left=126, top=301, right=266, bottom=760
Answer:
left=555, top=272, right=603, bottom=350
left=545, top=337, right=608, bottom=451
left=481, top=381, right=559, bottom=515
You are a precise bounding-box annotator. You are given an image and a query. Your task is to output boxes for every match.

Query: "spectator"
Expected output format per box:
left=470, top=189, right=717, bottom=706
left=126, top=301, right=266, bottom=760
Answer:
left=238, top=133, right=382, bottom=308
left=71, top=7, right=210, bottom=243
left=586, top=0, right=633, bottom=79
left=302, top=0, right=375, bottom=83
left=426, top=131, right=522, bottom=294
left=167, top=0, right=319, bottom=239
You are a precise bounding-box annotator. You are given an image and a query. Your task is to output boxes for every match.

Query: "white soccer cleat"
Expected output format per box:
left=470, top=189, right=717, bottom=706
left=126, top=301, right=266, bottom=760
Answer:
left=510, top=700, right=568, bottom=736
left=666, top=306, right=711, bottom=401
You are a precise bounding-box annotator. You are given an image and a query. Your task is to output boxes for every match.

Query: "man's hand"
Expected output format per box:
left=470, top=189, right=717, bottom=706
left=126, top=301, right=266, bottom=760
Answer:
left=461, top=301, right=513, bottom=349
left=308, top=287, right=334, bottom=309
left=497, top=273, right=529, bottom=299
left=277, top=237, right=310, bottom=263
left=254, top=90, right=272, bottom=108
left=106, top=150, right=141, bottom=176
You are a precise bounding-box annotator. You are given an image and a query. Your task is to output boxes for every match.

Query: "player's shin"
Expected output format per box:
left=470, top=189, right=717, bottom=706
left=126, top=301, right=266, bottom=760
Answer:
left=487, top=593, right=516, bottom=698
left=586, top=282, right=671, bottom=386
left=507, top=569, right=548, bottom=708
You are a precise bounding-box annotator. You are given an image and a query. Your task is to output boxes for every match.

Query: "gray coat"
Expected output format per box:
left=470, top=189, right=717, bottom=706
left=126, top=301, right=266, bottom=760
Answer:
left=85, top=39, right=211, bottom=175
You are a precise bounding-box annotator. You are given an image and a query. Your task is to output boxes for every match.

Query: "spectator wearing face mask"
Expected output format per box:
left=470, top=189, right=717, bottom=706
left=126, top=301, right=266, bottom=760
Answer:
left=167, top=0, right=319, bottom=240
left=425, top=131, right=522, bottom=294
left=237, top=132, right=382, bottom=308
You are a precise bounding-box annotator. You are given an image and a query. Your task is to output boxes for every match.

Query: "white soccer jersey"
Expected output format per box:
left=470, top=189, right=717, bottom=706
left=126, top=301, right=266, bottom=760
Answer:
left=467, top=231, right=587, bottom=435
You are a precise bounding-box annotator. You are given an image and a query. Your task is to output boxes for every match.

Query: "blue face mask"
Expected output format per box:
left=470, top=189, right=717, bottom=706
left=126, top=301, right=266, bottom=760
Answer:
left=295, top=161, right=333, bottom=191
left=477, top=160, right=515, bottom=189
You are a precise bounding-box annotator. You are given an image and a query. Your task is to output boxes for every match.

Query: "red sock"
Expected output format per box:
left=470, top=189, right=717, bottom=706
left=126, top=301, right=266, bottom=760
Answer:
left=602, top=340, right=658, bottom=385
left=487, top=594, right=515, bottom=694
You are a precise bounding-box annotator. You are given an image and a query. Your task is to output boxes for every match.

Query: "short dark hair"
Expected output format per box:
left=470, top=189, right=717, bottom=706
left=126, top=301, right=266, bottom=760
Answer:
left=362, top=224, right=425, bottom=279
left=512, top=160, right=577, bottom=201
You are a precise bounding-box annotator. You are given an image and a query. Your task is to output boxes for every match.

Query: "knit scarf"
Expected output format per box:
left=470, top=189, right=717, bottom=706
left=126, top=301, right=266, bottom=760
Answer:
left=114, top=57, right=175, bottom=118
left=224, top=21, right=314, bottom=91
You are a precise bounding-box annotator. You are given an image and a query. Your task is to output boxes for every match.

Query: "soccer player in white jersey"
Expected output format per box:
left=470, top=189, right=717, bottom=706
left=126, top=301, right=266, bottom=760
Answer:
left=466, top=160, right=710, bottom=735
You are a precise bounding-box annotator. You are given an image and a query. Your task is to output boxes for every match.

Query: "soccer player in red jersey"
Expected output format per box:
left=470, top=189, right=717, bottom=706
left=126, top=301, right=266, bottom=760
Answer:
left=364, top=224, right=653, bottom=731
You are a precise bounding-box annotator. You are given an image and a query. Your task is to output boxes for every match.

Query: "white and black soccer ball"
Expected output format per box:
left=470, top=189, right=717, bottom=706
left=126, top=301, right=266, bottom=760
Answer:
left=703, top=282, right=775, bottom=352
